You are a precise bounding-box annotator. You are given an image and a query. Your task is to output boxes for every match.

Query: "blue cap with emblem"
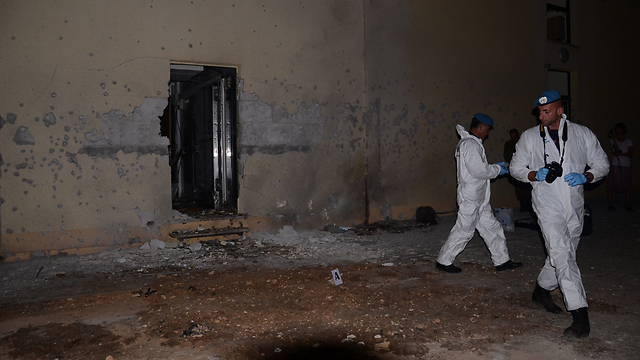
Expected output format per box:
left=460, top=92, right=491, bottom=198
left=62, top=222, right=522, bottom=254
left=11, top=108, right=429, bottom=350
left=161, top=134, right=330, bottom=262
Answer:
left=535, top=90, right=561, bottom=106
left=473, top=113, right=494, bottom=126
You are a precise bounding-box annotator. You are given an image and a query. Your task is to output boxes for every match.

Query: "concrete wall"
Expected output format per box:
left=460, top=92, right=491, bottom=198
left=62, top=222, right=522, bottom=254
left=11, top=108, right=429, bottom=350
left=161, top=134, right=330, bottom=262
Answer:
left=364, top=1, right=543, bottom=221
left=362, top=0, right=640, bottom=221
left=574, top=1, right=640, bottom=144
left=1, top=0, right=638, bottom=259
left=0, top=0, right=366, bottom=259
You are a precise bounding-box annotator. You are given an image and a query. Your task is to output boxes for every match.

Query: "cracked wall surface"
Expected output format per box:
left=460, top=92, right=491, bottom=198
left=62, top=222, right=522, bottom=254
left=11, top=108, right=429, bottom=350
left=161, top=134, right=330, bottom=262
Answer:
left=1, top=0, right=639, bottom=258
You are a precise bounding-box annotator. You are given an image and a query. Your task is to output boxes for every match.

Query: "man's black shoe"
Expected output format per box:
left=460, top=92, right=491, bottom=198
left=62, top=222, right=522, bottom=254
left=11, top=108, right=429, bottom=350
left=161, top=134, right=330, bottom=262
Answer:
left=564, top=307, right=590, bottom=338
left=436, top=262, right=461, bottom=273
left=495, top=260, right=523, bottom=272
left=532, top=284, right=563, bottom=314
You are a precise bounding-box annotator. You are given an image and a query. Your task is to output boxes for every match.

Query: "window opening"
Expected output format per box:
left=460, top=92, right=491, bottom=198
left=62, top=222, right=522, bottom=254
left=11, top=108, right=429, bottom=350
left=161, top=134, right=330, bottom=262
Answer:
left=547, top=1, right=570, bottom=43
left=162, top=64, right=238, bottom=217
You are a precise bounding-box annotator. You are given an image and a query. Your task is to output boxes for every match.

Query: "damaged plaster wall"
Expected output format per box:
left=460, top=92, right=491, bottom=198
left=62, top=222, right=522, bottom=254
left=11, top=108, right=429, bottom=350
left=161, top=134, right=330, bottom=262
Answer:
left=3, top=0, right=636, bottom=257
left=237, top=80, right=366, bottom=228
left=79, top=98, right=169, bottom=159
left=0, top=0, right=366, bottom=256
left=1, top=94, right=172, bottom=255
left=361, top=0, right=640, bottom=222
left=229, top=1, right=367, bottom=229
left=364, top=1, right=542, bottom=221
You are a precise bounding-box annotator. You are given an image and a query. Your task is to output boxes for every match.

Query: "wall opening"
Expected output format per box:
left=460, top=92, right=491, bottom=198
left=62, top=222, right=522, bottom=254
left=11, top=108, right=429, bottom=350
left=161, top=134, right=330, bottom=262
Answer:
left=546, top=1, right=570, bottom=43
left=162, top=64, right=238, bottom=216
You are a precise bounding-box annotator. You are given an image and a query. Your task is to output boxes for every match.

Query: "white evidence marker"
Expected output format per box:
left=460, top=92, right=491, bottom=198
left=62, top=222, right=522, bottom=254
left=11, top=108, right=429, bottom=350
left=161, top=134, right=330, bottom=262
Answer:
left=332, top=269, right=343, bottom=286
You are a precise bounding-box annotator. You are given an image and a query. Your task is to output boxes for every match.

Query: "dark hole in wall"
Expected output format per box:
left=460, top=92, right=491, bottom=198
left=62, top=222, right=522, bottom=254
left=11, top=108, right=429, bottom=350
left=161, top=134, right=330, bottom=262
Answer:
left=165, top=64, right=238, bottom=216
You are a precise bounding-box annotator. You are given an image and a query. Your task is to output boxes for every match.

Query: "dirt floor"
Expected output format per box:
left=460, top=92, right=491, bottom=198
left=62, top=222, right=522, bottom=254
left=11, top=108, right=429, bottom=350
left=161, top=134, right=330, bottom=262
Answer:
left=0, top=197, right=639, bottom=359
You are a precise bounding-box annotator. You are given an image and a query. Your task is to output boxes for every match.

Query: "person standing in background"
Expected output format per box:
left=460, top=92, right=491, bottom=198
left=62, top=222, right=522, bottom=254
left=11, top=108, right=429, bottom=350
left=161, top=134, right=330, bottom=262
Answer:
left=504, top=129, right=532, bottom=212
left=606, top=123, right=634, bottom=212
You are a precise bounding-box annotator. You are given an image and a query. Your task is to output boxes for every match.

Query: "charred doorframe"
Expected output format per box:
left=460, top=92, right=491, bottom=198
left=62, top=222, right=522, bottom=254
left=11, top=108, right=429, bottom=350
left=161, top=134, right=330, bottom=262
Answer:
left=165, top=63, right=238, bottom=213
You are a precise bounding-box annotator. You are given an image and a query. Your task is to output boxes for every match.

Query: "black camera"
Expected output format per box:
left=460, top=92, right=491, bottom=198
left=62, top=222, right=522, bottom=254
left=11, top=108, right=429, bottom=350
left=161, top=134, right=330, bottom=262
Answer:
left=544, top=161, right=563, bottom=183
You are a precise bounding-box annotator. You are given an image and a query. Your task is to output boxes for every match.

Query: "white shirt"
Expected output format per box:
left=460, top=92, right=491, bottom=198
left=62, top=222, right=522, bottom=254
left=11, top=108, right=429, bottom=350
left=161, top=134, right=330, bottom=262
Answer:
left=610, top=137, right=633, bottom=167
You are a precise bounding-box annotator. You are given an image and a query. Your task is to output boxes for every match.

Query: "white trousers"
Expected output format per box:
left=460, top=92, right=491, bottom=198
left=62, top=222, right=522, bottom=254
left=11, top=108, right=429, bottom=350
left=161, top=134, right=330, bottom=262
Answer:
left=437, top=202, right=510, bottom=267
left=535, top=201, right=587, bottom=311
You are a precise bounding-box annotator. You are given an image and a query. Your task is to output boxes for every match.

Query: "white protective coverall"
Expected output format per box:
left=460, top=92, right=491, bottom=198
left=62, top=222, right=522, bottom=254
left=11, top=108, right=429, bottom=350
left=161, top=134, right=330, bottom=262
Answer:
left=437, top=125, right=511, bottom=266
left=509, top=115, right=609, bottom=311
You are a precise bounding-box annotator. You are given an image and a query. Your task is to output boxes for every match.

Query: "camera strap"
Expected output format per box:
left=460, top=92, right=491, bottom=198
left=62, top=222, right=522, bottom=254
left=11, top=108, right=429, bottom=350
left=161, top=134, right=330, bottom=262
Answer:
left=540, top=121, right=568, bottom=166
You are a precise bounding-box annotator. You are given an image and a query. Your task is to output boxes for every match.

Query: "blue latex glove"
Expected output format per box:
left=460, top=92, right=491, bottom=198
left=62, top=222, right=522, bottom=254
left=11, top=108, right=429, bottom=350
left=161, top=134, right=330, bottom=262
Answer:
left=535, top=167, right=549, bottom=181
left=495, top=162, right=509, bottom=176
left=564, top=172, right=587, bottom=186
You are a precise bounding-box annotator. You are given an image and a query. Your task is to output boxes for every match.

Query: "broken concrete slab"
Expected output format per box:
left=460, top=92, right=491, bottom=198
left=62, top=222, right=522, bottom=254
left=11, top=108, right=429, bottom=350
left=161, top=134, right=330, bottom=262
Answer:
left=149, top=239, right=166, bottom=249
left=165, top=241, right=179, bottom=249
left=189, top=242, right=203, bottom=252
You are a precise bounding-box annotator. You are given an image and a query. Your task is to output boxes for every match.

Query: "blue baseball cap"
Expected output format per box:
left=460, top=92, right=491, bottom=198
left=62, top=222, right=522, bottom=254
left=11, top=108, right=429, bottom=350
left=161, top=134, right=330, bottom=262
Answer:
left=473, top=113, right=494, bottom=126
left=535, top=90, right=561, bottom=106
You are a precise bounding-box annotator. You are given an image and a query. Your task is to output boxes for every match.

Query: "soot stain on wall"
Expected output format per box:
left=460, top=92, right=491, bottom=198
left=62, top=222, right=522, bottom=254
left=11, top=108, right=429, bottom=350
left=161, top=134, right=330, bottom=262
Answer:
left=79, top=98, right=169, bottom=158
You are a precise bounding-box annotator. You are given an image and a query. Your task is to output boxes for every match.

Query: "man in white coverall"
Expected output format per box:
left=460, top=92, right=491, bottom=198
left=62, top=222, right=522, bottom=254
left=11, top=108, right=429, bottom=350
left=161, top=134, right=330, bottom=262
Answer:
left=509, top=90, right=610, bottom=338
left=436, top=113, right=523, bottom=274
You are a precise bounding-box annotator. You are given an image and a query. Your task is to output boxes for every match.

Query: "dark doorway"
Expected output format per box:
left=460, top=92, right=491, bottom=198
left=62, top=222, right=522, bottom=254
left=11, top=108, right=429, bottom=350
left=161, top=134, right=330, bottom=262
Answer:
left=162, top=64, right=238, bottom=216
